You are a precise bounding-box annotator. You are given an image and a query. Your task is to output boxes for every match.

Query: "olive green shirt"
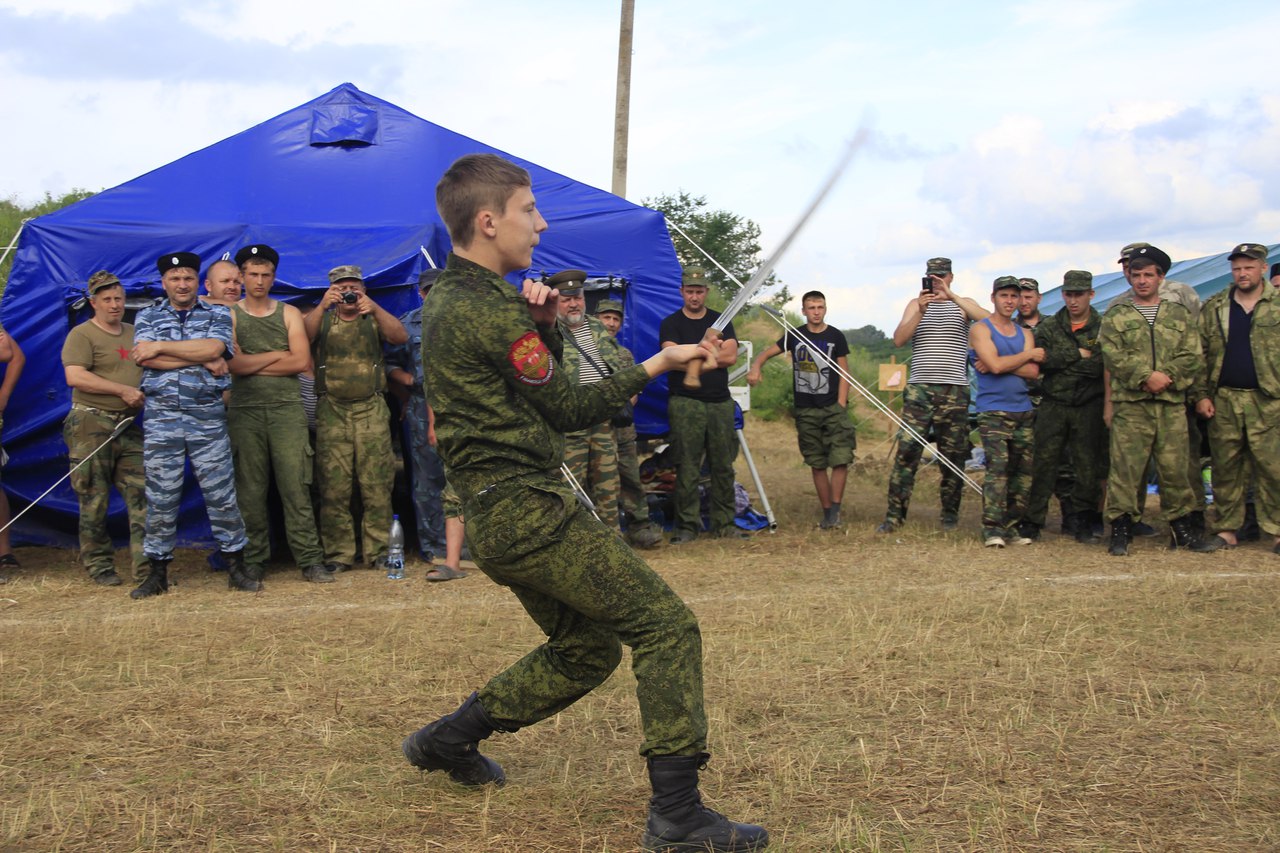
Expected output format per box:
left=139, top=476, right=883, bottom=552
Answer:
left=61, top=320, right=142, bottom=412
left=230, top=302, right=299, bottom=408
left=422, top=254, right=649, bottom=503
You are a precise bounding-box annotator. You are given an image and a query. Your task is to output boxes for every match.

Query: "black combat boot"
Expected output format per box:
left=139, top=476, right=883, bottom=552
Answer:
left=1075, top=510, right=1102, bottom=544
left=1170, top=516, right=1226, bottom=552
left=130, top=558, right=170, bottom=600
left=225, top=549, right=262, bottom=592
left=642, top=754, right=769, bottom=852
left=1060, top=511, right=1080, bottom=536
left=1237, top=502, right=1260, bottom=542
left=1108, top=514, right=1131, bottom=557
left=1188, top=510, right=1206, bottom=537
left=402, top=692, right=507, bottom=786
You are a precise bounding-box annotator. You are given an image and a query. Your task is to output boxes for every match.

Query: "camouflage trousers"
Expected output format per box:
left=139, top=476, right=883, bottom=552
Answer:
left=615, top=423, right=657, bottom=534
left=401, top=394, right=447, bottom=555
left=1105, top=400, right=1194, bottom=522
left=316, top=395, right=394, bottom=566
left=884, top=383, right=970, bottom=524
left=143, top=405, right=248, bottom=560
left=668, top=396, right=738, bottom=535
left=64, top=407, right=147, bottom=580
left=1206, top=388, right=1280, bottom=535
left=564, top=421, right=620, bottom=530
left=977, top=410, right=1035, bottom=535
left=466, top=473, right=706, bottom=757
left=229, top=402, right=323, bottom=571
left=1024, top=397, right=1106, bottom=526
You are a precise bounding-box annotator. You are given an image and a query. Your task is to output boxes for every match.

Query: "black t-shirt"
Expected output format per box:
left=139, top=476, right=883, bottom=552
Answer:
left=1218, top=296, right=1259, bottom=390
left=660, top=308, right=737, bottom=403
left=775, top=325, right=849, bottom=408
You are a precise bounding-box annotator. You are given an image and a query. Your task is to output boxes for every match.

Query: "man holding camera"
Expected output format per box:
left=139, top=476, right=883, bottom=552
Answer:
left=878, top=257, right=989, bottom=533
left=304, top=265, right=407, bottom=571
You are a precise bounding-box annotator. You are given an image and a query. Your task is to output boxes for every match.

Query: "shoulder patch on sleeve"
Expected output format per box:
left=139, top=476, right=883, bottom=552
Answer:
left=508, top=331, right=554, bottom=386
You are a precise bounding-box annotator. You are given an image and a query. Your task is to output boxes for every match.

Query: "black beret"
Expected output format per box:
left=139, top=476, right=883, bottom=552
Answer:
left=234, top=244, right=280, bottom=268
left=1128, top=245, right=1171, bottom=275
left=157, top=252, right=201, bottom=274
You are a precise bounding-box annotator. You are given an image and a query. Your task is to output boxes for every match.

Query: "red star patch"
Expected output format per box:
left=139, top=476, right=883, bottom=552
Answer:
left=117, top=347, right=130, bottom=359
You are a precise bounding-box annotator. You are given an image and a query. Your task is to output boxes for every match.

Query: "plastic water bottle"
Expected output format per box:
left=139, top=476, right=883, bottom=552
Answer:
left=386, top=515, right=406, bottom=580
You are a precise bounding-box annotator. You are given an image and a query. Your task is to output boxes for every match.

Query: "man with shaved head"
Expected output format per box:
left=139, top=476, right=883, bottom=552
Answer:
left=203, top=259, right=243, bottom=306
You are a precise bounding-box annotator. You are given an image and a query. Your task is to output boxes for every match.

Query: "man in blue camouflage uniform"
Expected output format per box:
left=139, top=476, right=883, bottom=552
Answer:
left=130, top=252, right=253, bottom=598
left=386, top=270, right=448, bottom=562
left=401, top=153, right=768, bottom=852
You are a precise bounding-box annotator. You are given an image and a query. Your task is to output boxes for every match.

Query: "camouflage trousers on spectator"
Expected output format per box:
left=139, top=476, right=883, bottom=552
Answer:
left=1206, top=388, right=1280, bottom=535
left=615, top=422, right=658, bottom=536
left=564, top=421, right=620, bottom=530
left=1025, top=397, right=1106, bottom=526
left=1105, top=400, right=1195, bottom=523
left=64, top=407, right=147, bottom=581
left=316, top=394, right=394, bottom=567
left=884, top=383, right=970, bottom=526
left=401, top=393, right=447, bottom=556
left=668, top=396, right=738, bottom=535
left=977, top=410, right=1035, bottom=536
left=143, top=405, right=248, bottom=560
left=229, top=402, right=323, bottom=572
left=466, top=472, right=707, bottom=757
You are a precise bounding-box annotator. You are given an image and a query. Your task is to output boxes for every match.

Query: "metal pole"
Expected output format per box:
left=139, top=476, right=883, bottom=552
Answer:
left=736, top=428, right=776, bottom=531
left=612, top=0, right=635, bottom=198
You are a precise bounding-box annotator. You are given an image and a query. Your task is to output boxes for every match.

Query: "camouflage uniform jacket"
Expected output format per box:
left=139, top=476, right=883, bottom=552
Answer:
left=1100, top=300, right=1202, bottom=405
left=1195, top=282, right=1280, bottom=400
left=421, top=254, right=650, bottom=503
left=134, top=298, right=233, bottom=408
left=558, top=315, right=625, bottom=381
left=1033, top=306, right=1104, bottom=406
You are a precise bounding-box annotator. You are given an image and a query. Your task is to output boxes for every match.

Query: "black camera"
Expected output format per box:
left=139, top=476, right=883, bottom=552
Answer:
left=341, top=291, right=359, bottom=304
left=921, top=276, right=934, bottom=294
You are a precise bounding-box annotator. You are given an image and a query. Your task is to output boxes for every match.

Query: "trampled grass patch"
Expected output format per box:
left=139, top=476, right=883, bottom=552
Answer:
left=1, top=418, right=1277, bottom=851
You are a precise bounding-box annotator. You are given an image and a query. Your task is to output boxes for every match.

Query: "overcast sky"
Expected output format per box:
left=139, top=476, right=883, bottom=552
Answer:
left=2, top=0, right=1276, bottom=334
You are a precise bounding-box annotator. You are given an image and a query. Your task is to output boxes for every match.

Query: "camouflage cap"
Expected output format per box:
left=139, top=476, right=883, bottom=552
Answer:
left=87, top=270, right=122, bottom=294
left=1117, top=242, right=1150, bottom=263
left=1018, top=277, right=1039, bottom=292
left=1228, top=242, right=1268, bottom=261
left=926, top=257, right=952, bottom=275
left=546, top=269, right=588, bottom=295
left=234, top=244, right=279, bottom=268
left=992, top=275, right=1021, bottom=293
left=328, top=264, right=363, bottom=284
left=1061, top=270, right=1093, bottom=292
left=682, top=266, right=710, bottom=288
left=157, top=252, right=201, bottom=274
left=418, top=269, right=441, bottom=291
left=1128, top=245, right=1171, bottom=275
left=595, top=298, right=624, bottom=317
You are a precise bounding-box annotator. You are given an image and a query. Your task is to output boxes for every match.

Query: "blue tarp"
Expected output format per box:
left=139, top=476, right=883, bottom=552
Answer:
left=1, top=83, right=682, bottom=547
left=1039, top=243, right=1278, bottom=314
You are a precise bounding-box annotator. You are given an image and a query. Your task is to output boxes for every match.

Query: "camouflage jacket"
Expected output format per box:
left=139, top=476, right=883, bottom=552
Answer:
left=421, top=254, right=649, bottom=503
left=134, top=298, right=233, bottom=408
left=1100, top=300, right=1202, bottom=405
left=1033, top=306, right=1104, bottom=406
left=558, top=315, right=625, bottom=382
left=1195, top=282, right=1280, bottom=400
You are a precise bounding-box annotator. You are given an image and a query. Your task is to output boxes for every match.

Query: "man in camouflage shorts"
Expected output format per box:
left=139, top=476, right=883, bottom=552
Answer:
left=304, top=265, right=407, bottom=571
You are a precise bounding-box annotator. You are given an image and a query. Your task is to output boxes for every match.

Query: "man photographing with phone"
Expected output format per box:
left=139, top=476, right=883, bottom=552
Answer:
left=878, top=257, right=990, bottom=534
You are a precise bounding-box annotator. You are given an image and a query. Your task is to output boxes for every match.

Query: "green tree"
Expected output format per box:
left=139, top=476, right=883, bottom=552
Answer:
left=1, top=189, right=97, bottom=293
left=643, top=191, right=790, bottom=307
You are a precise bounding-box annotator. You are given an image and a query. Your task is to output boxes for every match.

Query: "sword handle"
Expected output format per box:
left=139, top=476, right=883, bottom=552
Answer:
left=681, top=329, right=723, bottom=390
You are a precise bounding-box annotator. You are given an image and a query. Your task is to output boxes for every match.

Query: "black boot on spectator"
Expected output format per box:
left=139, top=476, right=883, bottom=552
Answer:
left=1075, top=511, right=1103, bottom=544
left=1018, top=521, right=1041, bottom=542
left=130, top=558, right=170, bottom=600
left=225, top=549, right=262, bottom=592
left=1170, top=516, right=1226, bottom=553
left=1188, top=510, right=1206, bottom=537
left=402, top=692, right=508, bottom=786
left=641, top=753, right=769, bottom=852
left=1237, top=502, right=1260, bottom=542
left=1108, top=514, right=1131, bottom=557
left=1060, top=511, right=1080, bottom=536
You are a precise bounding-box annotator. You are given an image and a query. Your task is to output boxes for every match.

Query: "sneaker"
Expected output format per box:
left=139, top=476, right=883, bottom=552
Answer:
left=1017, top=522, right=1041, bottom=541
left=984, top=535, right=1006, bottom=548
left=1005, top=535, right=1033, bottom=546
left=1132, top=520, right=1158, bottom=537
left=875, top=520, right=899, bottom=534
left=92, top=570, right=123, bottom=586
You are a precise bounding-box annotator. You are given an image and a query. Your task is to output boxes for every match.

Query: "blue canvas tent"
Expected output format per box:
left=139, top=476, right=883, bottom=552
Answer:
left=1039, top=243, right=1278, bottom=314
left=1, top=83, right=682, bottom=547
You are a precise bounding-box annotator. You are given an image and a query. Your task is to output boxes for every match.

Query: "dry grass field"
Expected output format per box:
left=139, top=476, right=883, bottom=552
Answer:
left=2, top=415, right=1278, bottom=852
